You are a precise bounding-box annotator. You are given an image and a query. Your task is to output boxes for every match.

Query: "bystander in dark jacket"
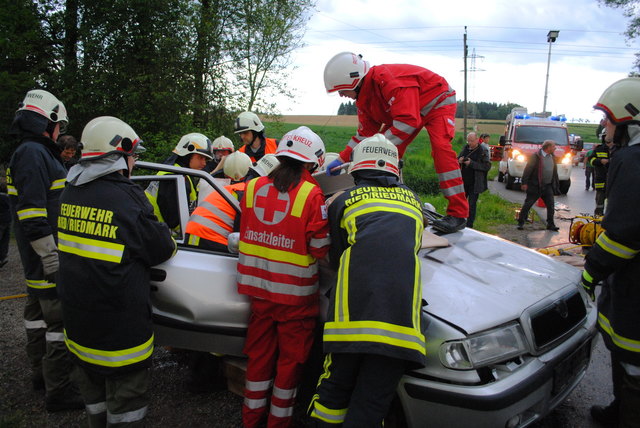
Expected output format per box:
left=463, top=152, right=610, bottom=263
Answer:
left=458, top=132, right=491, bottom=228
left=517, top=140, right=560, bottom=231
left=0, top=176, right=10, bottom=267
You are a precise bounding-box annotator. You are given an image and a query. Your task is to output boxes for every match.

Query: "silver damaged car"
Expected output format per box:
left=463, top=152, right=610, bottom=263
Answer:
left=133, top=161, right=597, bottom=428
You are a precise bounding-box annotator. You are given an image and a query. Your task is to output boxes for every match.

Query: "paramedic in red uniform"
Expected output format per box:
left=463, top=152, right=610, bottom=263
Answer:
left=237, top=126, right=330, bottom=428
left=323, top=52, right=468, bottom=233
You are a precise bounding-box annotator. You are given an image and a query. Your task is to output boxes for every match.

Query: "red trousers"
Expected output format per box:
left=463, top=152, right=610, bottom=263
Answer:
left=242, top=298, right=317, bottom=428
left=385, top=103, right=469, bottom=218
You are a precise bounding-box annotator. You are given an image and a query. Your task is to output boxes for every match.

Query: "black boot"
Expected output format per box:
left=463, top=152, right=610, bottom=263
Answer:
left=431, top=216, right=466, bottom=234
left=590, top=400, right=619, bottom=426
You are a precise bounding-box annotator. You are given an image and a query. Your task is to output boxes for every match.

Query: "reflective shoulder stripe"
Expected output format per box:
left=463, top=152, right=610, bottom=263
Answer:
left=64, top=331, right=154, bottom=367
left=245, top=179, right=259, bottom=209
left=291, top=182, right=316, bottom=218
left=17, top=207, right=47, bottom=221
left=7, top=185, right=17, bottom=196
left=58, top=231, right=125, bottom=264
left=596, top=233, right=639, bottom=260
left=50, top=178, right=65, bottom=190
left=598, top=312, right=640, bottom=353
left=311, top=400, right=347, bottom=424
left=26, top=278, right=56, bottom=290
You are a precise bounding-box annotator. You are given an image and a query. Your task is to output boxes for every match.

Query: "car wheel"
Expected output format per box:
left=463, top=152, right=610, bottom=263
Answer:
left=506, top=173, right=515, bottom=190
left=497, top=171, right=505, bottom=182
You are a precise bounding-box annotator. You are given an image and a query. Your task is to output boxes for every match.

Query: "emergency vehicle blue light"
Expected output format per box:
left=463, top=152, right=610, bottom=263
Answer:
left=514, top=114, right=530, bottom=119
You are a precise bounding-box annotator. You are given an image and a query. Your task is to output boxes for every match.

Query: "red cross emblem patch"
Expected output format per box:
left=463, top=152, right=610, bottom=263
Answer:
left=254, top=183, right=290, bottom=225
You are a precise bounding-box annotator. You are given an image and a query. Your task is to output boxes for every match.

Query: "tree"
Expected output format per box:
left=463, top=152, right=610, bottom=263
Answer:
left=599, top=0, right=640, bottom=71
left=227, top=0, right=315, bottom=112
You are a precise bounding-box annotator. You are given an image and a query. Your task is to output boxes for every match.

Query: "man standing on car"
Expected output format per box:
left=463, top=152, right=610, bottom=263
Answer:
left=57, top=116, right=176, bottom=427
left=458, top=132, right=491, bottom=228
left=516, top=140, right=559, bottom=231
left=7, top=89, right=83, bottom=410
left=581, top=77, right=640, bottom=428
left=322, top=52, right=468, bottom=234
left=309, top=134, right=426, bottom=427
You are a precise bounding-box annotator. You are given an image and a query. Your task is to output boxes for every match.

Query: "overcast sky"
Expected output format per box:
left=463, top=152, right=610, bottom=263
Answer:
left=276, top=0, right=640, bottom=123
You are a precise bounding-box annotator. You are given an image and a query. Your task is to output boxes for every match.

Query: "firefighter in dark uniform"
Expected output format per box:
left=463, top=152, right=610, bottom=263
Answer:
left=581, top=77, right=640, bottom=428
left=588, top=132, right=615, bottom=216
left=6, top=89, right=83, bottom=411
left=57, top=116, right=176, bottom=427
left=310, top=134, right=426, bottom=427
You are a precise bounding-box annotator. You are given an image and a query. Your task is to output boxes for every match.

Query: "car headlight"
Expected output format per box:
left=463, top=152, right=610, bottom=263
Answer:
left=511, top=149, right=521, bottom=159
left=516, top=154, right=525, bottom=162
left=439, top=323, right=528, bottom=370
left=561, top=153, right=572, bottom=164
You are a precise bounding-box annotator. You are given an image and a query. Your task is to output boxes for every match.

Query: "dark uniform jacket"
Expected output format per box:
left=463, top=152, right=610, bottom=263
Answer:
left=583, top=143, right=640, bottom=365
left=521, top=151, right=559, bottom=195
left=458, top=144, right=491, bottom=195
left=7, top=136, right=66, bottom=298
left=324, top=174, right=426, bottom=367
left=588, top=143, right=611, bottom=190
left=58, top=172, right=176, bottom=376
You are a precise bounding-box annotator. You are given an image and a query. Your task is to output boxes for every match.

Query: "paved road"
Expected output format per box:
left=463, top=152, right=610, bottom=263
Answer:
left=490, top=165, right=613, bottom=428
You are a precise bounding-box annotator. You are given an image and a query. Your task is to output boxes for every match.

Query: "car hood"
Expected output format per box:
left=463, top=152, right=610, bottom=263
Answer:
left=420, top=227, right=581, bottom=335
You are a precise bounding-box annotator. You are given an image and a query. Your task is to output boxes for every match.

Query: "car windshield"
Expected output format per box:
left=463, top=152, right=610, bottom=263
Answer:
left=583, top=143, right=595, bottom=151
left=514, top=126, right=569, bottom=145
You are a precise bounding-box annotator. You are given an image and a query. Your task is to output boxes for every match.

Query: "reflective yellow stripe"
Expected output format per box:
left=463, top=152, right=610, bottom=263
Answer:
left=50, top=178, right=65, bottom=190
left=582, top=270, right=593, bottom=283
left=291, top=182, right=315, bottom=218
left=7, top=185, right=17, bottom=196
left=596, top=233, right=639, bottom=260
left=65, top=331, right=154, bottom=367
left=245, top=178, right=258, bottom=209
left=17, top=207, right=47, bottom=220
left=598, top=312, right=640, bottom=353
left=58, top=232, right=124, bottom=263
left=324, top=320, right=426, bottom=354
left=239, top=241, right=314, bottom=267
left=595, top=183, right=605, bottom=189
left=310, top=400, right=347, bottom=424
left=26, top=278, right=56, bottom=289
left=188, top=235, right=200, bottom=246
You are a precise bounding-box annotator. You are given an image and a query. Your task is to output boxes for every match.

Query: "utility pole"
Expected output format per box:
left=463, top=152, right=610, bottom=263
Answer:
left=463, top=27, right=468, bottom=136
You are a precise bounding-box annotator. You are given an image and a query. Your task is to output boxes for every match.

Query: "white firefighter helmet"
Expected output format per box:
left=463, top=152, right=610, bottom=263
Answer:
left=223, top=151, right=252, bottom=181
left=276, top=126, right=325, bottom=167
left=173, top=133, right=213, bottom=159
left=319, top=152, right=343, bottom=174
left=594, top=77, right=640, bottom=125
left=251, top=153, right=280, bottom=177
left=234, top=112, right=265, bottom=133
left=212, top=135, right=234, bottom=152
left=80, top=116, right=144, bottom=160
left=17, top=89, right=68, bottom=130
left=324, top=52, right=370, bottom=94
left=348, top=133, right=399, bottom=177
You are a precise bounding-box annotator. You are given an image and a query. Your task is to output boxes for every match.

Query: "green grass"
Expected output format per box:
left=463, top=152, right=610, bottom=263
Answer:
left=266, top=120, right=520, bottom=233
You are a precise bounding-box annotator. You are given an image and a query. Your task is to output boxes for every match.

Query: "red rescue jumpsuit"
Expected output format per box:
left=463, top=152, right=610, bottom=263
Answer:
left=237, top=169, right=330, bottom=428
left=343, top=64, right=468, bottom=219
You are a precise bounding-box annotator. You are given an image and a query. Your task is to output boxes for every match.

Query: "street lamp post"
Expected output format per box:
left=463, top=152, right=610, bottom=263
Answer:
left=542, top=30, right=559, bottom=116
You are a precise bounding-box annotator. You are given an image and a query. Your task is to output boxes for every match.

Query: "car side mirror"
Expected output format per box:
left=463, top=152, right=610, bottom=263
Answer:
left=499, top=136, right=506, bottom=146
